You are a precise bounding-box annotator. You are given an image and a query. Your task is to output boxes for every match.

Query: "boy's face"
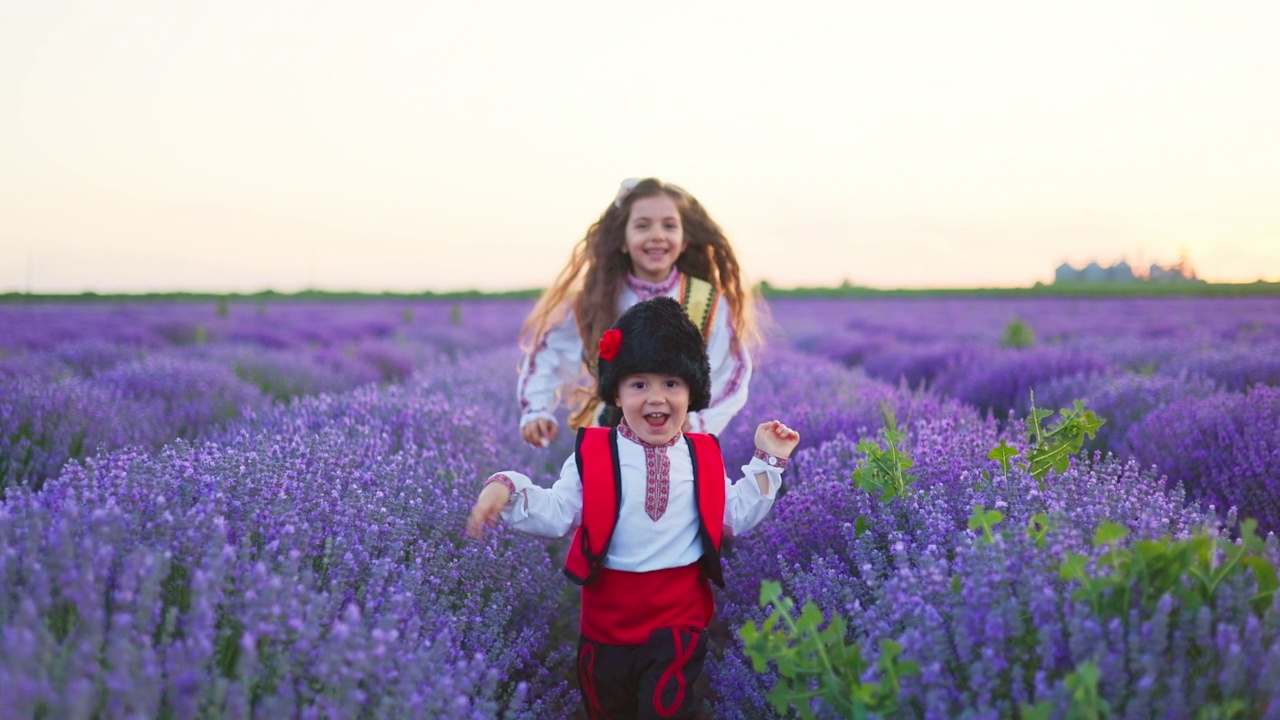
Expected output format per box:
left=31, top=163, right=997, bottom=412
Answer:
left=615, top=372, right=690, bottom=445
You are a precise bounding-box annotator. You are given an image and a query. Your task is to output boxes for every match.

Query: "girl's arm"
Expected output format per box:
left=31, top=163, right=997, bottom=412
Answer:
left=517, top=305, right=587, bottom=436
left=687, top=295, right=752, bottom=435
left=469, top=454, right=584, bottom=540
left=723, top=421, right=799, bottom=536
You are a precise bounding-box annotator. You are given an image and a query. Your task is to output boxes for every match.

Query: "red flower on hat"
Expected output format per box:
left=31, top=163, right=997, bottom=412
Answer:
left=599, top=329, right=622, bottom=361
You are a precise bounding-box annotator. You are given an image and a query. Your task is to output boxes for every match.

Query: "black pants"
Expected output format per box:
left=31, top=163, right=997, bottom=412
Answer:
left=577, top=626, right=708, bottom=719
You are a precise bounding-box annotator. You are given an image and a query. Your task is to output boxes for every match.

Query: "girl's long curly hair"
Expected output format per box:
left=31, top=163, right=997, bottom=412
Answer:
left=520, top=178, right=759, bottom=428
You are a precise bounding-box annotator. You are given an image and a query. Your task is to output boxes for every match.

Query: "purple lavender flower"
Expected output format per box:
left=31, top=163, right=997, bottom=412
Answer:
left=1126, top=384, right=1280, bottom=533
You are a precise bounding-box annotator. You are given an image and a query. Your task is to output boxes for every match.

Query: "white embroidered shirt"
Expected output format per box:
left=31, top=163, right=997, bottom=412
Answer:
left=489, top=429, right=785, bottom=573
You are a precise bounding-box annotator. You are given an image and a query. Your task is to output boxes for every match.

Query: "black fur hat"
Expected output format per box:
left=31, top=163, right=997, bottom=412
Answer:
left=596, top=296, right=712, bottom=412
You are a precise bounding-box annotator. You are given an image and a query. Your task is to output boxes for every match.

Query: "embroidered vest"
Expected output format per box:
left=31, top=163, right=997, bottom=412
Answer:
left=563, top=426, right=727, bottom=588
left=678, top=274, right=718, bottom=342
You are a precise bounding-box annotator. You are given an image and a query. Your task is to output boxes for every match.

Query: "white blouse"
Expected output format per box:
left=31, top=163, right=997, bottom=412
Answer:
left=517, top=270, right=752, bottom=435
left=491, top=430, right=785, bottom=573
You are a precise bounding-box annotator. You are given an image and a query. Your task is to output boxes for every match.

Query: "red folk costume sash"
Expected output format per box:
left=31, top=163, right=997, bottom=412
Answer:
left=563, top=427, right=727, bottom=589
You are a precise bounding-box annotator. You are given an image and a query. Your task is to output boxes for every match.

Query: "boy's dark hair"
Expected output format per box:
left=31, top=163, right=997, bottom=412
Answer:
left=595, top=296, right=712, bottom=414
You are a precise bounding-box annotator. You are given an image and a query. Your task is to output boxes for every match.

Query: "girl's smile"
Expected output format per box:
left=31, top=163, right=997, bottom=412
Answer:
left=623, top=195, right=685, bottom=283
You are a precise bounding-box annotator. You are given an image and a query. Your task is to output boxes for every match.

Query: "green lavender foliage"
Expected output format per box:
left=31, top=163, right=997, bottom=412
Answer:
left=738, top=580, right=919, bottom=720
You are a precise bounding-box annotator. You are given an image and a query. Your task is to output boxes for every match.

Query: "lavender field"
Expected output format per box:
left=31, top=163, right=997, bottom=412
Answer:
left=2, top=295, right=1279, bottom=718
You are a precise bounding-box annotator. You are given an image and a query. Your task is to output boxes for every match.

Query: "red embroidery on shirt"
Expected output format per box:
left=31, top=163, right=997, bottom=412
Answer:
left=708, top=341, right=747, bottom=410
left=484, top=473, right=518, bottom=495
left=624, top=269, right=680, bottom=300
left=518, top=335, right=549, bottom=413
left=618, top=421, right=679, bottom=521
left=643, top=445, right=671, bottom=520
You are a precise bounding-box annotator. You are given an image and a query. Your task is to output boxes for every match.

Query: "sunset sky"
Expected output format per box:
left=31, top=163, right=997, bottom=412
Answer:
left=2, top=0, right=1278, bottom=293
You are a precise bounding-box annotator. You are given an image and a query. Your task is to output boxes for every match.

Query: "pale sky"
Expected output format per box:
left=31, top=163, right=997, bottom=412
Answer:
left=2, top=0, right=1278, bottom=293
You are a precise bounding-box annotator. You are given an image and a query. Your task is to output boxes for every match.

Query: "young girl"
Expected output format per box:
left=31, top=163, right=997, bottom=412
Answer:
left=517, top=177, right=758, bottom=448
left=470, top=297, right=798, bottom=719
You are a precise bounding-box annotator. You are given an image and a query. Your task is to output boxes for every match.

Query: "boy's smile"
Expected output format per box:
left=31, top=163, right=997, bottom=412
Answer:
left=616, top=372, right=690, bottom=446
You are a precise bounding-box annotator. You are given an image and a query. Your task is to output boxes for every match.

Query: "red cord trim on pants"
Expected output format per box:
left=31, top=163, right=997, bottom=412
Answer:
left=578, top=642, right=605, bottom=719
left=652, top=628, right=697, bottom=717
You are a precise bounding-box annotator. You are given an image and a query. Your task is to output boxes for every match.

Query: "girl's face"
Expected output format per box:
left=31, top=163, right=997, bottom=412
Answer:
left=623, top=194, right=685, bottom=283
left=615, top=372, right=690, bottom=446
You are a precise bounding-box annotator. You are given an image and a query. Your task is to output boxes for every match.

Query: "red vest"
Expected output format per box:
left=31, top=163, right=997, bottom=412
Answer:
left=563, top=427, right=727, bottom=588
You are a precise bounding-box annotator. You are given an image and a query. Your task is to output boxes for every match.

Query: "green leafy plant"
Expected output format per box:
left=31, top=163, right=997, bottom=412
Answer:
left=854, top=515, right=871, bottom=538
left=964, top=508, right=1052, bottom=548
left=852, top=405, right=916, bottom=504
left=988, top=438, right=1019, bottom=477
left=1020, top=393, right=1105, bottom=489
left=968, top=504, right=1004, bottom=544
left=1020, top=660, right=1112, bottom=719
left=739, top=580, right=918, bottom=719
left=986, top=394, right=1103, bottom=491
left=1001, top=316, right=1036, bottom=348
left=1026, top=513, right=1052, bottom=549
left=1059, top=519, right=1278, bottom=622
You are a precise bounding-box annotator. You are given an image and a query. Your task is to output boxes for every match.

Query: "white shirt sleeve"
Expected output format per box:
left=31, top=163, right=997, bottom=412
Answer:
left=688, top=295, right=752, bottom=435
left=494, top=454, right=584, bottom=539
left=723, top=454, right=784, bottom=536
left=517, top=305, right=588, bottom=429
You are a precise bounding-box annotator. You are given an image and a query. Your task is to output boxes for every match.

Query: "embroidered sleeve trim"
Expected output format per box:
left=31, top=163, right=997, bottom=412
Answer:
left=518, top=335, right=550, bottom=413
left=753, top=449, right=789, bottom=470
left=708, top=342, right=747, bottom=409
left=484, top=473, right=518, bottom=499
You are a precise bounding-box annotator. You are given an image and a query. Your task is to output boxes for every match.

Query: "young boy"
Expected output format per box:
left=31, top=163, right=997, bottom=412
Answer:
left=467, top=296, right=798, bottom=719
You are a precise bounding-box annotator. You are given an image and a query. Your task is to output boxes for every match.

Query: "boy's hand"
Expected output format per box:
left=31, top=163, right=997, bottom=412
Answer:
left=754, top=420, right=800, bottom=459
left=466, top=483, right=513, bottom=539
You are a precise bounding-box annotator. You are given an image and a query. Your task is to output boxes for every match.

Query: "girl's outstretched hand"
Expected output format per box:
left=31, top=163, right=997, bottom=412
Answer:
left=520, top=418, right=557, bottom=448
left=466, top=483, right=512, bottom=539
left=754, top=420, right=800, bottom=459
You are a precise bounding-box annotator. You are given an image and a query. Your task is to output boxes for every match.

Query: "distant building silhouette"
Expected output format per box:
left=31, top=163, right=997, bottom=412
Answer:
left=1055, top=259, right=1201, bottom=284
left=1146, top=261, right=1201, bottom=283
